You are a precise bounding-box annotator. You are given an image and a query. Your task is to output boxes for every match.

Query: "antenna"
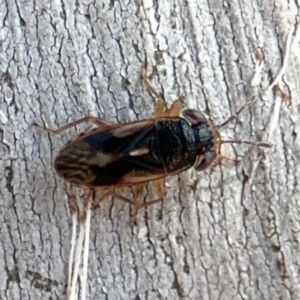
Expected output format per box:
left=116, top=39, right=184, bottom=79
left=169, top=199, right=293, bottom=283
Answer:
left=216, top=95, right=257, bottom=129
left=215, top=95, right=271, bottom=148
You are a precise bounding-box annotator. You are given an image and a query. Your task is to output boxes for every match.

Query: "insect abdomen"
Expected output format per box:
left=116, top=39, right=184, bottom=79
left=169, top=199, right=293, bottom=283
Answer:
left=55, top=153, right=124, bottom=186
left=54, top=141, right=117, bottom=185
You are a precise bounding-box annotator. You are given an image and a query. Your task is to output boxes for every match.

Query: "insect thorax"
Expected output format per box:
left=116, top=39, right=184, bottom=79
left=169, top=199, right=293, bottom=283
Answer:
left=154, top=119, right=198, bottom=173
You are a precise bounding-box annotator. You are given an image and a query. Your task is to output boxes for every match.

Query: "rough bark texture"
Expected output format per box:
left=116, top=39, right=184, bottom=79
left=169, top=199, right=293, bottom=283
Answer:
left=1, top=0, right=300, bottom=299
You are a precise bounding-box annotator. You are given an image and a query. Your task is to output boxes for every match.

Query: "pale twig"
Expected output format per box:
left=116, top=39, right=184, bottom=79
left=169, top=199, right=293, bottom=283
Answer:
left=69, top=221, right=85, bottom=300
left=81, top=196, right=93, bottom=300
left=245, top=22, right=298, bottom=186
left=266, top=25, right=294, bottom=92
left=67, top=213, right=78, bottom=297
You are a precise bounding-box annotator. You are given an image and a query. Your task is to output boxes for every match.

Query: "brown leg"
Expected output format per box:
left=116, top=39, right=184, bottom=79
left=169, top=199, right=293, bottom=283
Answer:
left=34, top=116, right=111, bottom=135
left=154, top=99, right=182, bottom=118
left=94, top=189, right=136, bottom=208
left=167, top=100, right=182, bottom=117
left=133, top=179, right=165, bottom=215
left=142, top=65, right=169, bottom=118
left=94, top=181, right=165, bottom=216
left=154, top=100, right=167, bottom=118
left=142, top=65, right=182, bottom=118
left=93, top=190, right=115, bottom=208
left=132, top=184, right=145, bottom=218
left=211, top=154, right=240, bottom=170
left=143, top=65, right=164, bottom=101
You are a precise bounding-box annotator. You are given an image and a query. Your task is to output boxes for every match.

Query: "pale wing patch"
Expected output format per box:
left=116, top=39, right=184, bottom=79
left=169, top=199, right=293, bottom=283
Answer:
left=129, top=148, right=149, bottom=156
left=93, top=151, right=118, bottom=167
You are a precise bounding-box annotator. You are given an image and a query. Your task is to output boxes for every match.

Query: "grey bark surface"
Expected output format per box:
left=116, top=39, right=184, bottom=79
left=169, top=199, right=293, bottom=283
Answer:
left=1, top=0, right=300, bottom=299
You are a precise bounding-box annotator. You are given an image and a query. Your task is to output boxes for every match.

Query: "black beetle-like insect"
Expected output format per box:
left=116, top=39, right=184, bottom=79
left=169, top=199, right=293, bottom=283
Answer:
left=36, top=67, right=269, bottom=211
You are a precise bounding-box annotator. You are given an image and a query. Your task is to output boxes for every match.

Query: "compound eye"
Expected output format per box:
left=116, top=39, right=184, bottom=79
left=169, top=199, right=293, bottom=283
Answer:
left=194, top=152, right=215, bottom=171
left=183, top=109, right=207, bottom=126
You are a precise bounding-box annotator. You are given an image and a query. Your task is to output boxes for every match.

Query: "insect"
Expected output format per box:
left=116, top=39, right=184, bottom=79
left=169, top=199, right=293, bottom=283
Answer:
left=36, top=67, right=269, bottom=212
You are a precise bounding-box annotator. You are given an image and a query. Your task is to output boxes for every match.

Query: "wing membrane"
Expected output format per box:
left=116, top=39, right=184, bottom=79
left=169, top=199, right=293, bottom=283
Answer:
left=55, top=119, right=171, bottom=188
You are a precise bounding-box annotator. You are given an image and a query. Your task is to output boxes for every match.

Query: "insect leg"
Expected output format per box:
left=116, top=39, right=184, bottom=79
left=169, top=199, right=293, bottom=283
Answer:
left=34, top=116, right=111, bottom=135
left=111, top=190, right=140, bottom=205
left=94, top=190, right=115, bottom=208
left=211, top=154, right=240, bottom=170
left=154, top=100, right=168, bottom=118
left=155, top=99, right=182, bottom=118
left=132, top=183, right=145, bottom=217
left=142, top=65, right=182, bottom=118
left=143, top=65, right=163, bottom=101
left=142, top=65, right=170, bottom=118
left=167, top=100, right=182, bottom=117
left=94, top=189, right=136, bottom=208
left=134, top=179, right=165, bottom=214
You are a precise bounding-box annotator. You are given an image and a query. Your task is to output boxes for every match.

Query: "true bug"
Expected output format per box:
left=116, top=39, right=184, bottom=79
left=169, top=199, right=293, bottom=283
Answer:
left=36, top=67, right=269, bottom=212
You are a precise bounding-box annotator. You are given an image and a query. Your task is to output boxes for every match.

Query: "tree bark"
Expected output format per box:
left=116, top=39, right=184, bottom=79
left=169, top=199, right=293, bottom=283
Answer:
left=1, top=0, right=300, bottom=299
